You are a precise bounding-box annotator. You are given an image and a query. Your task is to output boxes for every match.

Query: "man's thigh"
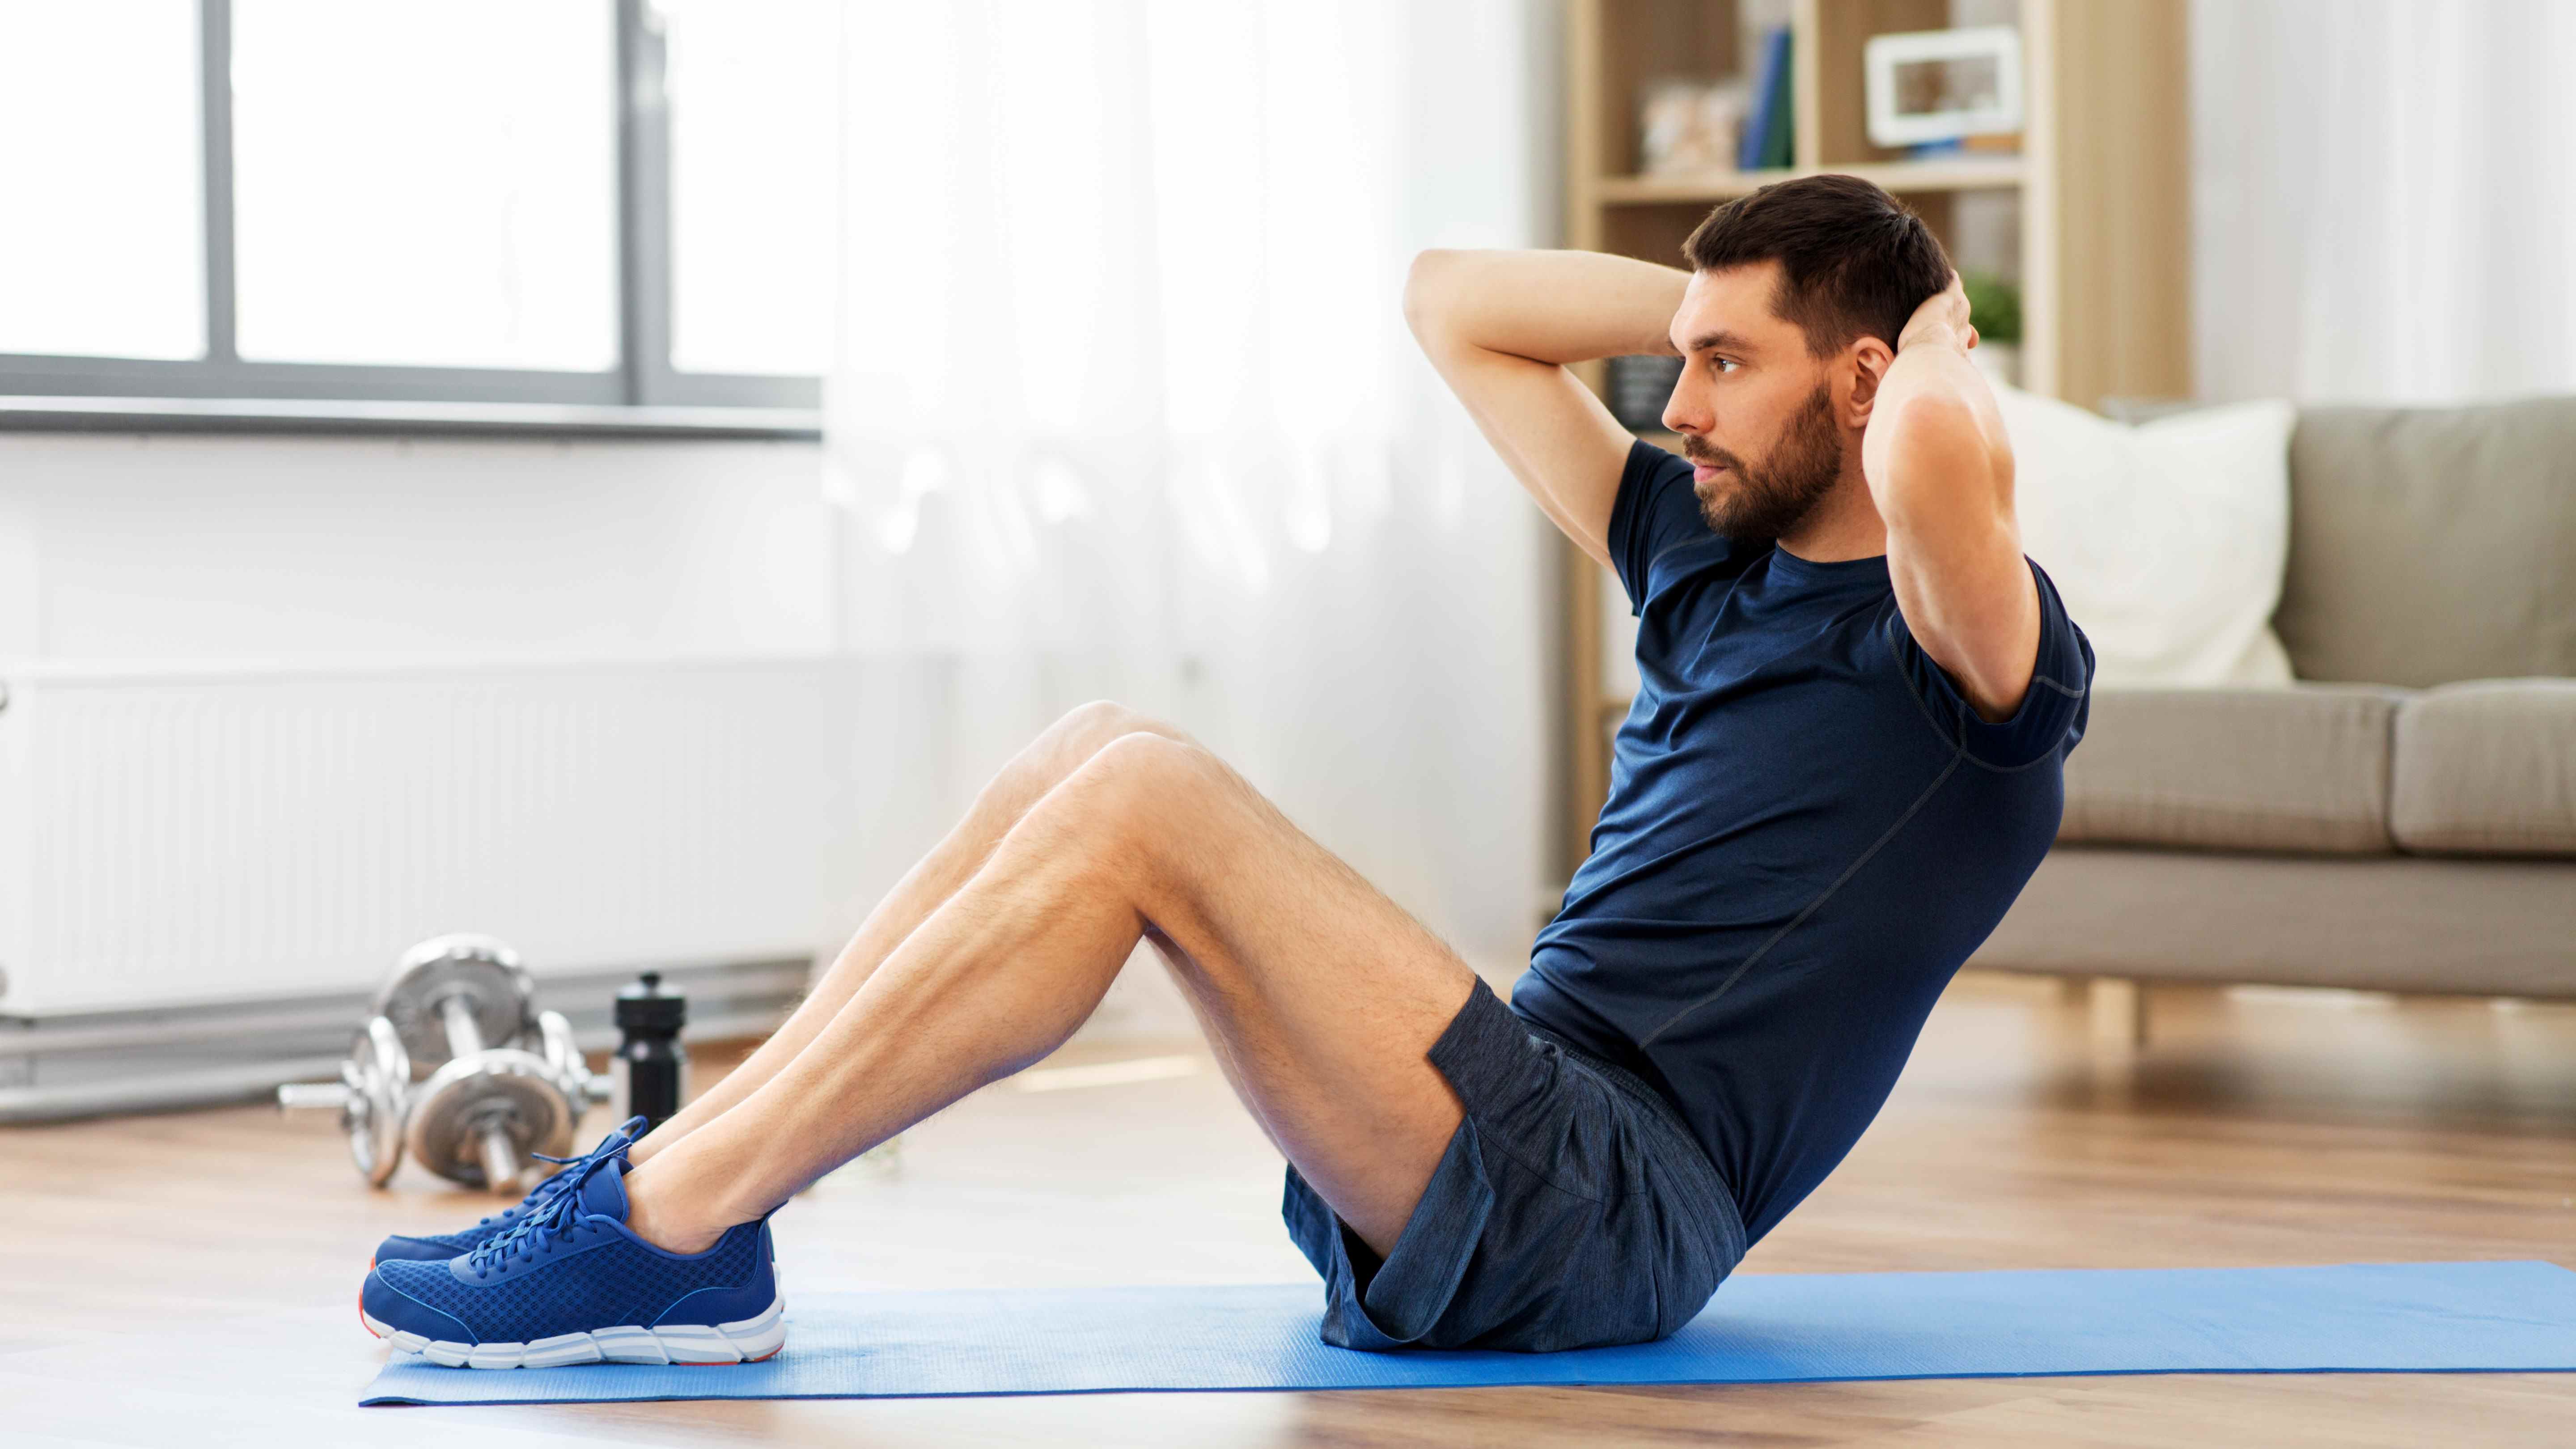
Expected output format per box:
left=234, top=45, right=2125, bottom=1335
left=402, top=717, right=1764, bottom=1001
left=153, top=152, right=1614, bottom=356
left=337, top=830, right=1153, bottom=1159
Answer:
left=1099, top=734, right=1480, bottom=1257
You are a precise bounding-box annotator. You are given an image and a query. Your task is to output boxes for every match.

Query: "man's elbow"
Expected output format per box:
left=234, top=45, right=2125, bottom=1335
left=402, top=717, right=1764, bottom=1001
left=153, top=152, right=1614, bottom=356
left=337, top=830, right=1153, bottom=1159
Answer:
left=1882, top=390, right=1983, bottom=458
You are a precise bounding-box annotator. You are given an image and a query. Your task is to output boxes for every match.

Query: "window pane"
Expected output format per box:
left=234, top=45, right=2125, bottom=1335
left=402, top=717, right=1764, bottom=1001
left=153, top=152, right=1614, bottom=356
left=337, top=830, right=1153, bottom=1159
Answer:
left=0, top=1, right=204, bottom=360
left=662, top=0, right=835, bottom=376
left=231, top=0, right=617, bottom=370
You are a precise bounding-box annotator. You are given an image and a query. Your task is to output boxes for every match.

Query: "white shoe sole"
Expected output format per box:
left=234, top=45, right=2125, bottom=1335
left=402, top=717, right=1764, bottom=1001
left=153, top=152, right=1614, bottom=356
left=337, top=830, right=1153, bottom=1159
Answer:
left=364, top=1292, right=786, bottom=1369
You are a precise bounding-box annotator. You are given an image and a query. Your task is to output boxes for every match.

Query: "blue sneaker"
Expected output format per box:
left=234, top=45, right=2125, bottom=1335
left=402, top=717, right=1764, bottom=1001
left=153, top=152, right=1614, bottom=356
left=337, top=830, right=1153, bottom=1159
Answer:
left=360, top=1155, right=782, bottom=1368
left=373, top=1116, right=650, bottom=1265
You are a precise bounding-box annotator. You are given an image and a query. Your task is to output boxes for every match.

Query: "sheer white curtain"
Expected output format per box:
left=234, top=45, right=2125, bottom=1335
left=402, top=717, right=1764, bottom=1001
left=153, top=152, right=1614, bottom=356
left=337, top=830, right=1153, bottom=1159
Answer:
left=823, top=0, right=1557, bottom=997
left=2194, top=0, right=2576, bottom=403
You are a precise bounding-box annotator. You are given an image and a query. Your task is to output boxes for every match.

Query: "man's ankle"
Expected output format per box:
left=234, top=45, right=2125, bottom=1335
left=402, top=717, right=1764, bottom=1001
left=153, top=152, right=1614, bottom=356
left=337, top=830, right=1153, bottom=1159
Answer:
left=622, top=1161, right=732, bottom=1256
left=621, top=1118, right=678, bottom=1169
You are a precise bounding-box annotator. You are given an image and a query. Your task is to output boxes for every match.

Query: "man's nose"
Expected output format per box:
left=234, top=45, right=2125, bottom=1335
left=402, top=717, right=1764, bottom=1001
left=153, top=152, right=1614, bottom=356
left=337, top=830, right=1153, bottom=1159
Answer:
left=1661, top=379, right=1707, bottom=437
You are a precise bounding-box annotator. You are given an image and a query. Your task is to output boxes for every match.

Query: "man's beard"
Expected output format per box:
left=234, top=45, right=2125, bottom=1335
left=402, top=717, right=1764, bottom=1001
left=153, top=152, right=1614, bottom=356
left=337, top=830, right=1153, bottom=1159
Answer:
left=1681, top=382, right=1845, bottom=546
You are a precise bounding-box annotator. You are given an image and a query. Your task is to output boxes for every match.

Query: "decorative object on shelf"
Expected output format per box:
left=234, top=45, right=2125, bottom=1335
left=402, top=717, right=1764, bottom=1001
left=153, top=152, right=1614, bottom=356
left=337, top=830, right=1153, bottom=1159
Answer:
left=1606, top=354, right=1685, bottom=433
left=1863, top=26, right=2023, bottom=151
left=1637, top=79, right=1748, bottom=175
left=1962, top=270, right=2023, bottom=387
left=1737, top=25, right=1795, bottom=172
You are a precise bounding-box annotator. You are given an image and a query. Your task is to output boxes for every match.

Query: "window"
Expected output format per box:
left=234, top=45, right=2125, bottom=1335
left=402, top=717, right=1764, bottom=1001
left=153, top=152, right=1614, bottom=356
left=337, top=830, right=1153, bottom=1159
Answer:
left=0, top=2, right=204, bottom=362
left=662, top=0, right=836, bottom=379
left=0, top=0, right=834, bottom=417
left=230, top=0, right=620, bottom=372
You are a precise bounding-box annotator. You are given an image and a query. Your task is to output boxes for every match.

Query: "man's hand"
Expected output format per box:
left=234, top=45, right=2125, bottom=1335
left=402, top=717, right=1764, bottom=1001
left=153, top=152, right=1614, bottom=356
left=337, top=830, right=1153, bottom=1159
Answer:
left=1895, top=272, right=1979, bottom=356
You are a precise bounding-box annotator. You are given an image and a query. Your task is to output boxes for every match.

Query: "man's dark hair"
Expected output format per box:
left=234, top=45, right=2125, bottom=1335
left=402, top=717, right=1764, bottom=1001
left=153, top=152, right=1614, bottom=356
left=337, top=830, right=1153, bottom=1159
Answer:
left=1681, top=174, right=1952, bottom=359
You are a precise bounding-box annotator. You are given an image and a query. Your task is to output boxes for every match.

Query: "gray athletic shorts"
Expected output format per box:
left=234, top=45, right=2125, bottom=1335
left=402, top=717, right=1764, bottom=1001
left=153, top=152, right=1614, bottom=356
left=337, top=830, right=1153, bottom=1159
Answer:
left=1281, top=976, right=1746, bottom=1352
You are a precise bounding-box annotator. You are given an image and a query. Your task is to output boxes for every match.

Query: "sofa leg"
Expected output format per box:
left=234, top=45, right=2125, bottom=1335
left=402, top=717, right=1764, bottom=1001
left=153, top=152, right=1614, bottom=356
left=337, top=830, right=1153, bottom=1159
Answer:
left=2089, top=977, right=2149, bottom=1050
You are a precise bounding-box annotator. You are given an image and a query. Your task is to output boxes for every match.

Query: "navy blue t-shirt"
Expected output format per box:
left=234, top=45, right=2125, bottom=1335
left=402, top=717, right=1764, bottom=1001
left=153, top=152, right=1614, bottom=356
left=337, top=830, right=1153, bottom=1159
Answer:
left=1516, top=438, right=2094, bottom=1249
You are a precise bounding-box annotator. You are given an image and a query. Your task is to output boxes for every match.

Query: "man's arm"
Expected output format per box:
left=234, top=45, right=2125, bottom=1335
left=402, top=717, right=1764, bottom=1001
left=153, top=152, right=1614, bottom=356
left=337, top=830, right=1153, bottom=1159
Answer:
left=1859, top=275, right=2038, bottom=724
left=1404, top=250, right=1689, bottom=572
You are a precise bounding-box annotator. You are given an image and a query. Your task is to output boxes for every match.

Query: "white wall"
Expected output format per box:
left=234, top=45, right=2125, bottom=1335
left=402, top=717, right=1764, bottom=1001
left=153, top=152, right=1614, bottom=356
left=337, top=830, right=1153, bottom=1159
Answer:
left=0, top=433, right=944, bottom=1015
left=0, top=433, right=837, bottom=665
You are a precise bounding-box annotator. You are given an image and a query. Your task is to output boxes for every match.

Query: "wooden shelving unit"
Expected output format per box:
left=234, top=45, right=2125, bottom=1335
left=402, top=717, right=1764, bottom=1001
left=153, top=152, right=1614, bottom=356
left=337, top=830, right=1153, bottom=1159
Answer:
left=1558, top=0, right=2190, bottom=873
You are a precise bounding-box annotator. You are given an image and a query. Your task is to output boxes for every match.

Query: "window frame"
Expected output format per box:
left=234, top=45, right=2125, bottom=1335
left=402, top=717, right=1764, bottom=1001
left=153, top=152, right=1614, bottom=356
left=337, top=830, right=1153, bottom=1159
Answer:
left=0, top=0, right=819, bottom=417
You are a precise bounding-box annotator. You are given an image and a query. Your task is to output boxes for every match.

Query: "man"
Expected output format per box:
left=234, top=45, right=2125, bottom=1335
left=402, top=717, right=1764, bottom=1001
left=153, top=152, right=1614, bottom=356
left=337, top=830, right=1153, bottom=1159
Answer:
left=358, top=174, right=2090, bottom=1368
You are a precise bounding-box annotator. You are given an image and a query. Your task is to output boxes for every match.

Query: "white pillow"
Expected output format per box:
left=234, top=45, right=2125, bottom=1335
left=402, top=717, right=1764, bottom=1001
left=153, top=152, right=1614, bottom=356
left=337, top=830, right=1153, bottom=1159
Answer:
left=1992, top=385, right=2296, bottom=688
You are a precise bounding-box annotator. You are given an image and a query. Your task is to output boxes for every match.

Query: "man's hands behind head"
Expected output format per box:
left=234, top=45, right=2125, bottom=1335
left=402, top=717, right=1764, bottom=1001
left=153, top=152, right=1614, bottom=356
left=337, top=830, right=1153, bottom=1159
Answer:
left=1896, top=271, right=1979, bottom=356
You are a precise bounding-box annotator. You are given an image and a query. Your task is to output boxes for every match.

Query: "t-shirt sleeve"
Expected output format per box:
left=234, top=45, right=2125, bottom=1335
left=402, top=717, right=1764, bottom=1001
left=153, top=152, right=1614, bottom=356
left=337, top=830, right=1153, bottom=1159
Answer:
left=1889, top=556, right=2095, bottom=768
left=1606, top=437, right=1717, bottom=617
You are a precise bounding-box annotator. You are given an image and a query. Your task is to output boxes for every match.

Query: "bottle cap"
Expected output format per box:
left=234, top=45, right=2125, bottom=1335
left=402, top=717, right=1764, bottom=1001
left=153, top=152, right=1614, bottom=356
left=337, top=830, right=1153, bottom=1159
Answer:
left=614, top=970, right=687, bottom=1034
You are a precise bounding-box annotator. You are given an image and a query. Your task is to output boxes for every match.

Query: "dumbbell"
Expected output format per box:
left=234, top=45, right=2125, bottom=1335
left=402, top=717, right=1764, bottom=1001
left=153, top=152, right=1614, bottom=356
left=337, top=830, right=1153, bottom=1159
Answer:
left=280, top=935, right=605, bottom=1193
left=377, top=932, right=536, bottom=1073
left=389, top=935, right=582, bottom=1194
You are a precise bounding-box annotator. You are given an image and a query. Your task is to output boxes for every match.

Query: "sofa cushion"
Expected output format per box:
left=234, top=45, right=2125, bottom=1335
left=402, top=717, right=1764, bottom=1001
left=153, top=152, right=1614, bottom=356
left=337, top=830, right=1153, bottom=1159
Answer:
left=1972, top=847, right=2576, bottom=998
left=2000, top=388, right=2296, bottom=686
left=2279, top=398, right=2576, bottom=687
left=2390, top=679, right=2576, bottom=856
left=2058, top=685, right=2406, bottom=853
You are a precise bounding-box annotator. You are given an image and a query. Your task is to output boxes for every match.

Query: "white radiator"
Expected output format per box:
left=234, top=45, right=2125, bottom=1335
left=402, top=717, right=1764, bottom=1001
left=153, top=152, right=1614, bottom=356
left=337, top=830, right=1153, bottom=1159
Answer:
left=0, top=658, right=866, bottom=1017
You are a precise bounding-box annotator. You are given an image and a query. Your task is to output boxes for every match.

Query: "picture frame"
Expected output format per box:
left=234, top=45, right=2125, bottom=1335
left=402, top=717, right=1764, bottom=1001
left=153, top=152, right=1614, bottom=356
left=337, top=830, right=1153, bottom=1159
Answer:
left=1636, top=79, right=1748, bottom=175
left=1863, top=26, right=2024, bottom=149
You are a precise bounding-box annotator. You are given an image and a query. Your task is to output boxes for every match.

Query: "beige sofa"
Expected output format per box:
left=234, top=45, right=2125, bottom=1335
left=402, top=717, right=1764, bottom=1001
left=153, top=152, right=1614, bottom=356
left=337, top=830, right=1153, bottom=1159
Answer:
left=1971, top=396, right=2576, bottom=1005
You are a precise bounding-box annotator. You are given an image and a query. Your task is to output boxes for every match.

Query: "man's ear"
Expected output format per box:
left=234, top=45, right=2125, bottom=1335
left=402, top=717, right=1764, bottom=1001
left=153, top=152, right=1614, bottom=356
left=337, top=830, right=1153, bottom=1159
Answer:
left=1842, top=336, right=1897, bottom=427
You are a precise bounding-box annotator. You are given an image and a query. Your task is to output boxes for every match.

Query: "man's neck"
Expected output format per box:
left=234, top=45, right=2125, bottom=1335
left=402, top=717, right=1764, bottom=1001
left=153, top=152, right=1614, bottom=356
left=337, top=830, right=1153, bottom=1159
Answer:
left=1776, top=465, right=1887, bottom=563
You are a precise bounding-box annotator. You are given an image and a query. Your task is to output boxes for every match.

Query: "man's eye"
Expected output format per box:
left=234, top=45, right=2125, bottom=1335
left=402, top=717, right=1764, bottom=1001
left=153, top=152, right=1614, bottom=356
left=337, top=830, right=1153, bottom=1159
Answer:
left=1711, top=357, right=1740, bottom=375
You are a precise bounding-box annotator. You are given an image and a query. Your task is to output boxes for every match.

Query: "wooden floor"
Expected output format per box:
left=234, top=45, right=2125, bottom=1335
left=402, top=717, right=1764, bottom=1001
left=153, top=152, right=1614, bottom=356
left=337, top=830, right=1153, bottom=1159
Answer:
left=3, top=970, right=2572, bottom=1446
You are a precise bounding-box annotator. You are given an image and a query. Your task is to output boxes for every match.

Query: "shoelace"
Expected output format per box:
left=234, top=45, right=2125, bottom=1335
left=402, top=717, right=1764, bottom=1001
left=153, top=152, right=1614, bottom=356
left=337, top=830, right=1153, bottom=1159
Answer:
left=465, top=1149, right=619, bottom=1275
left=468, top=1117, right=647, bottom=1231
left=462, top=1154, right=580, bottom=1232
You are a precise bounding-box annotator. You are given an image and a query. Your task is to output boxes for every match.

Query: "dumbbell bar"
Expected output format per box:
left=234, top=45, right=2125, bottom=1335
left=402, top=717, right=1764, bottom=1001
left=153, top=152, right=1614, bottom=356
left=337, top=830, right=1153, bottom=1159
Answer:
left=420, top=958, right=555, bottom=1193
left=404, top=934, right=595, bottom=1191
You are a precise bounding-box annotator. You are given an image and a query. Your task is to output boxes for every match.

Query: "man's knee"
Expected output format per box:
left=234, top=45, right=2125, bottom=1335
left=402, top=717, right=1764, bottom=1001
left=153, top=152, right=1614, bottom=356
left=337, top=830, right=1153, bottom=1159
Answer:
left=1052, top=699, right=1186, bottom=758
left=1080, top=729, right=1220, bottom=801
left=983, top=702, right=1197, bottom=833
left=1051, top=731, right=1227, bottom=873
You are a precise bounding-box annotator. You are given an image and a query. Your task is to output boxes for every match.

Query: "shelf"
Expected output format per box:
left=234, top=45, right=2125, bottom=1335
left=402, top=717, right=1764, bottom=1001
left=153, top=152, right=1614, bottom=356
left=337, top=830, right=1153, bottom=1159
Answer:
left=1594, top=157, right=2027, bottom=206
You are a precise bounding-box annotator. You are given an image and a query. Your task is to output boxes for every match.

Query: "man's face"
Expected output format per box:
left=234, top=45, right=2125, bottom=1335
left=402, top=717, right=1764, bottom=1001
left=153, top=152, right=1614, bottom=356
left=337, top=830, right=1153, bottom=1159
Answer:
left=1660, top=262, right=1849, bottom=546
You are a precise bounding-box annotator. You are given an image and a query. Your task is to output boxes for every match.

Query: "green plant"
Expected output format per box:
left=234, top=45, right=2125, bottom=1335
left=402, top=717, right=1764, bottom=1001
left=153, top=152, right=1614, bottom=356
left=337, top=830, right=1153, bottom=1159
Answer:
left=1961, top=270, right=2023, bottom=346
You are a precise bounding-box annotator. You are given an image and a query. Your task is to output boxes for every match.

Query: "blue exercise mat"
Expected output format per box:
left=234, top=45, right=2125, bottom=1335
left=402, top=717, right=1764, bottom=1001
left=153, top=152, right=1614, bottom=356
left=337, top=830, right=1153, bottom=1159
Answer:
left=361, top=1259, right=2576, bottom=1406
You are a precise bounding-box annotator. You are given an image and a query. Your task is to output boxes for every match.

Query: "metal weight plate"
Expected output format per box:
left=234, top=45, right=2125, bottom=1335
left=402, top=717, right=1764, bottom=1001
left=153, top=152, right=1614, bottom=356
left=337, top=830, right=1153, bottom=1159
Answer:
left=375, top=934, right=537, bottom=1073
left=535, top=1009, right=597, bottom=1110
left=347, top=1016, right=411, bottom=1187
left=404, top=1047, right=579, bottom=1190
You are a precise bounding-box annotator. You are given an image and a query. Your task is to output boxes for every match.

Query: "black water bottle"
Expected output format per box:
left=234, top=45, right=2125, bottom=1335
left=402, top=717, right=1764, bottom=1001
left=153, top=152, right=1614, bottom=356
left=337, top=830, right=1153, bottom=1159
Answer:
left=612, top=971, right=689, bottom=1131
